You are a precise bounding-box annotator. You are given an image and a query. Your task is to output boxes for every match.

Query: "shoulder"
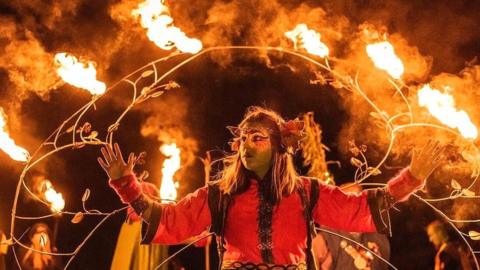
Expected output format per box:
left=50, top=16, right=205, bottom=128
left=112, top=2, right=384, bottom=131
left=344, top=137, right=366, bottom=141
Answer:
left=297, top=176, right=329, bottom=190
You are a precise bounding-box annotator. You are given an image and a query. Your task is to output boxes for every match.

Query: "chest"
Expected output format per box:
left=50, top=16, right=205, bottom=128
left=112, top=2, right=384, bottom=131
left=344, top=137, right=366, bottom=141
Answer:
left=224, top=183, right=308, bottom=239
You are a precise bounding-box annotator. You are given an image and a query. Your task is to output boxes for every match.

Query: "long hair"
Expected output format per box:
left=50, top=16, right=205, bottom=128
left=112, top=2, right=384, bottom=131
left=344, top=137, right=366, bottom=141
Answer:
left=216, top=106, right=301, bottom=204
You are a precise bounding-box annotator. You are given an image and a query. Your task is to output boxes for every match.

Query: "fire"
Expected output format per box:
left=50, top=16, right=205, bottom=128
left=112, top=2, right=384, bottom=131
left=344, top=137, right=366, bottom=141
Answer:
left=418, top=84, right=478, bottom=139
left=43, top=180, right=65, bottom=213
left=132, top=0, right=202, bottom=54
left=54, top=53, right=106, bottom=95
left=0, top=108, right=29, bottom=162
left=285, top=24, right=329, bottom=58
left=159, top=143, right=181, bottom=202
left=366, top=41, right=404, bottom=79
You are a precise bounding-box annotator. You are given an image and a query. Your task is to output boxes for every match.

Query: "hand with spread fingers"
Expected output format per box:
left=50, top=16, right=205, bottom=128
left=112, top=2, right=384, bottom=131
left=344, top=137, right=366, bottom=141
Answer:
left=97, top=143, right=136, bottom=180
left=409, top=140, right=445, bottom=183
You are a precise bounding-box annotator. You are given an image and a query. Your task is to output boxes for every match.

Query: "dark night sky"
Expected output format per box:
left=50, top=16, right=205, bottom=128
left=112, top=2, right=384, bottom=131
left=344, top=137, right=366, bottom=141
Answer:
left=1, top=0, right=480, bottom=269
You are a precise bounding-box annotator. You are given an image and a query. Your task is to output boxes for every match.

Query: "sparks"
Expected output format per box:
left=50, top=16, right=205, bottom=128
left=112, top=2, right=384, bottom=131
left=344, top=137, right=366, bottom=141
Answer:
left=285, top=24, right=329, bottom=58
left=418, top=84, right=478, bottom=139
left=54, top=53, right=106, bottom=95
left=159, top=143, right=181, bottom=203
left=43, top=180, right=65, bottom=213
left=132, top=0, right=202, bottom=54
left=366, top=41, right=404, bottom=79
left=0, top=108, right=29, bottom=162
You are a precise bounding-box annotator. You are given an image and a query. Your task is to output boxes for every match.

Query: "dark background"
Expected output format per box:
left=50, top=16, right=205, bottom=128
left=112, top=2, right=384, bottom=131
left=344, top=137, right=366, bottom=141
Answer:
left=1, top=0, right=480, bottom=269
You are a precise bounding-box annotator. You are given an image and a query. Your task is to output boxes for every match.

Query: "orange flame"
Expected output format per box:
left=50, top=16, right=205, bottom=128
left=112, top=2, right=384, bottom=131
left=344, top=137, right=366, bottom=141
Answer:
left=366, top=41, right=404, bottom=79
left=418, top=84, right=478, bottom=139
left=0, top=108, right=29, bottom=162
left=43, top=179, right=65, bottom=213
left=285, top=24, right=329, bottom=58
left=54, top=53, right=106, bottom=95
left=159, top=143, right=180, bottom=202
left=132, top=0, right=202, bottom=54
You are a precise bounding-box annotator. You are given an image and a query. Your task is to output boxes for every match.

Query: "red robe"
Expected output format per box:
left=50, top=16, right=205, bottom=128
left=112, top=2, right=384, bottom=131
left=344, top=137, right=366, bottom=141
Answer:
left=138, top=169, right=415, bottom=265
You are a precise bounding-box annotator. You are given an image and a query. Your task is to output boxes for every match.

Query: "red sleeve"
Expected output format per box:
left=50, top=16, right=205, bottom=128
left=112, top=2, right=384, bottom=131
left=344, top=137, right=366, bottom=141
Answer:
left=141, top=186, right=211, bottom=244
left=312, top=184, right=377, bottom=233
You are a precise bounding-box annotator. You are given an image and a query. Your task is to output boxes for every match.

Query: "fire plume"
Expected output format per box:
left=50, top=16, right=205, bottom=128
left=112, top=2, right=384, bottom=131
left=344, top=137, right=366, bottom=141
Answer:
left=285, top=24, right=329, bottom=58
left=54, top=53, right=106, bottom=95
left=159, top=143, right=181, bottom=202
left=418, top=84, right=478, bottom=139
left=43, top=180, right=65, bottom=213
left=0, top=108, right=29, bottom=162
left=132, top=0, right=202, bottom=54
left=366, top=41, right=404, bottom=79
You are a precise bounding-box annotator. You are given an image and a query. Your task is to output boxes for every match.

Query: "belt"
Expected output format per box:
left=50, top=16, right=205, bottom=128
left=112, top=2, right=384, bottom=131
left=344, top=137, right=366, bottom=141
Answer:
left=222, top=261, right=307, bottom=270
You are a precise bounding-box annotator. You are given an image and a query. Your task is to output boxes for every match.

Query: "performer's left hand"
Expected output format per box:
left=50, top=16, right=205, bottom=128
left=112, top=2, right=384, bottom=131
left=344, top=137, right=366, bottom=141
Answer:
left=409, top=140, right=445, bottom=183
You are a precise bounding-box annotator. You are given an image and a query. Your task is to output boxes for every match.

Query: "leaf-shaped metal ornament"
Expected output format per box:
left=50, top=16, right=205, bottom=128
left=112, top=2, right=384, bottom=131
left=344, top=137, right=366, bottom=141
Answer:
left=82, top=189, right=91, bottom=202
left=451, top=179, right=462, bottom=190
left=141, top=70, right=154, bottom=78
left=350, top=157, right=363, bottom=168
left=462, top=189, right=476, bottom=197
left=71, top=212, right=85, bottom=224
left=468, top=230, right=480, bottom=240
left=151, top=91, right=164, bottom=98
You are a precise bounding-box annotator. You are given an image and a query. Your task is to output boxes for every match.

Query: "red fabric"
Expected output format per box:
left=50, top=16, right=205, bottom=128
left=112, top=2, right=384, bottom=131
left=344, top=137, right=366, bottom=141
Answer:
left=118, top=168, right=419, bottom=265
left=127, top=182, right=159, bottom=222
left=386, top=167, right=421, bottom=202
left=109, top=174, right=142, bottom=204
left=148, top=179, right=378, bottom=264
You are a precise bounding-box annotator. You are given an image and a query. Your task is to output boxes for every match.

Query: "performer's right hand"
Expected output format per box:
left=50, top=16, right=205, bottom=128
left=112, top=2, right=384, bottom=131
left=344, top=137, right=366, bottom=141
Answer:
left=97, top=143, right=135, bottom=180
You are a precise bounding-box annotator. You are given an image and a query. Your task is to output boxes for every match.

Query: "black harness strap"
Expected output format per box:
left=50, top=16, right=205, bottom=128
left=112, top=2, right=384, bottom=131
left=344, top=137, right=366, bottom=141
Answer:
left=208, top=183, right=231, bottom=270
left=298, top=178, right=320, bottom=270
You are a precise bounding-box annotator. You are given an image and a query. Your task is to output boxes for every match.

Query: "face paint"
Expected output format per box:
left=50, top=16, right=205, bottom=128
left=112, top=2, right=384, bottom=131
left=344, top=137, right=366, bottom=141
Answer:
left=238, top=123, right=273, bottom=179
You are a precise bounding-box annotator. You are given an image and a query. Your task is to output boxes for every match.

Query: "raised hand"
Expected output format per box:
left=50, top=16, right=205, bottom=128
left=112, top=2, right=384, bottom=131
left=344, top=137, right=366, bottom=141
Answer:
left=97, top=143, right=135, bottom=180
left=409, top=140, right=445, bottom=182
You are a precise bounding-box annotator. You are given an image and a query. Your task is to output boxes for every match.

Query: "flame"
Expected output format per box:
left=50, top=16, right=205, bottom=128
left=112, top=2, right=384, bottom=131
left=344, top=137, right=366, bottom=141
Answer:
left=132, top=0, right=202, bottom=54
left=54, top=53, right=106, bottom=95
left=418, top=84, right=478, bottom=139
left=43, top=180, right=65, bottom=213
left=159, top=143, right=181, bottom=202
left=0, top=108, right=29, bottom=162
left=366, top=41, right=404, bottom=79
left=285, top=24, right=329, bottom=58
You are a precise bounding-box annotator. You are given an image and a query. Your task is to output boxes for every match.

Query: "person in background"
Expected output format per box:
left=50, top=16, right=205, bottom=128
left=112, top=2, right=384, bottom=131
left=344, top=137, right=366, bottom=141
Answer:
left=19, top=223, right=62, bottom=270
left=427, top=220, right=473, bottom=270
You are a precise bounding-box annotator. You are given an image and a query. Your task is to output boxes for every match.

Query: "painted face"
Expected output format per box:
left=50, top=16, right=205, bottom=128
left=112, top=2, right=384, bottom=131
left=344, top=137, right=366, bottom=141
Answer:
left=238, top=123, right=273, bottom=178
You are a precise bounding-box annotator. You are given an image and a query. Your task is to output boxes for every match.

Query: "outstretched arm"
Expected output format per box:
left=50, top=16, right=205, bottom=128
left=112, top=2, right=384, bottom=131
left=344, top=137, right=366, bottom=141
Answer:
left=98, top=143, right=211, bottom=244
left=387, top=139, right=445, bottom=202
left=98, top=143, right=156, bottom=221
left=313, top=140, right=445, bottom=233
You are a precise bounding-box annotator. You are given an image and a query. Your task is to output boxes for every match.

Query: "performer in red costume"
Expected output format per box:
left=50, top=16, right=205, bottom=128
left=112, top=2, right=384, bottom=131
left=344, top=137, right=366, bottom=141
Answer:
left=98, top=106, right=444, bottom=270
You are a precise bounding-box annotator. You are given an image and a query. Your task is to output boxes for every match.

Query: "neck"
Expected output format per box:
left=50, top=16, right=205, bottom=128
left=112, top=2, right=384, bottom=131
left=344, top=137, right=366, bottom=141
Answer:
left=254, top=166, right=270, bottom=180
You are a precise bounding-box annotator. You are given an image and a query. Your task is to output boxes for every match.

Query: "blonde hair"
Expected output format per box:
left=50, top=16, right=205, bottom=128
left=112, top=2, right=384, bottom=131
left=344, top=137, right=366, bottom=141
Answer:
left=216, top=107, right=301, bottom=204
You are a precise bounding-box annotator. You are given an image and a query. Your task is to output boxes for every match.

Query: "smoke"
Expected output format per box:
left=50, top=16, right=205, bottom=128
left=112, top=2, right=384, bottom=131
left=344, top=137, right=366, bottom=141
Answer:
left=139, top=93, right=199, bottom=190
left=319, top=0, right=480, bottom=73
left=0, top=17, right=61, bottom=100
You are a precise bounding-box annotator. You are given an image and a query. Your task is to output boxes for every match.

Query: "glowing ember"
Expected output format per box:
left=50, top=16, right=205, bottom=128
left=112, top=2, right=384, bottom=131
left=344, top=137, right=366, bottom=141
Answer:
left=43, top=180, right=65, bottom=213
left=366, top=41, right=404, bottom=79
left=132, top=0, right=202, bottom=54
left=418, top=84, right=478, bottom=139
left=285, top=24, right=329, bottom=58
left=159, top=143, right=181, bottom=202
left=0, top=108, right=29, bottom=162
left=54, top=53, right=106, bottom=95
